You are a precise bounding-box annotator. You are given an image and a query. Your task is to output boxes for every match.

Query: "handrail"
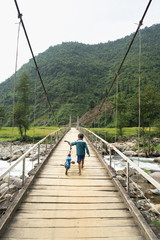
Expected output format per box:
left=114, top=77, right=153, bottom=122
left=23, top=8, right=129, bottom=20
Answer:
left=81, top=128, right=160, bottom=191
left=0, top=127, right=66, bottom=180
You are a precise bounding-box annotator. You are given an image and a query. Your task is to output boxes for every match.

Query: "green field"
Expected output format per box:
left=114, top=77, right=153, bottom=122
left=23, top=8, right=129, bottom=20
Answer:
left=0, top=127, right=59, bottom=141
left=1, top=126, right=160, bottom=144
left=89, top=127, right=160, bottom=136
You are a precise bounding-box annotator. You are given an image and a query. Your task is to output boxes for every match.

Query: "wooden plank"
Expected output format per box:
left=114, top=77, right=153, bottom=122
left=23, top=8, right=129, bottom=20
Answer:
left=34, top=178, right=114, bottom=186
left=40, top=169, right=108, bottom=173
left=40, top=169, right=107, bottom=175
left=46, top=163, right=102, bottom=167
left=36, top=174, right=110, bottom=179
left=14, top=209, right=131, bottom=218
left=47, top=159, right=102, bottom=163
left=1, top=237, right=145, bottom=240
left=23, top=196, right=123, bottom=203
left=42, top=166, right=106, bottom=170
left=27, top=189, right=119, bottom=197
left=38, top=174, right=110, bottom=179
left=19, top=202, right=127, bottom=210
left=9, top=218, right=135, bottom=228
left=1, top=226, right=143, bottom=238
left=41, top=166, right=107, bottom=170
left=29, top=185, right=117, bottom=191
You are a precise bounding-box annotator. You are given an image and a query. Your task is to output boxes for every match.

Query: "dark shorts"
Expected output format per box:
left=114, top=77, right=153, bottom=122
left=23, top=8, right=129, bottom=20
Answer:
left=77, top=155, right=85, bottom=163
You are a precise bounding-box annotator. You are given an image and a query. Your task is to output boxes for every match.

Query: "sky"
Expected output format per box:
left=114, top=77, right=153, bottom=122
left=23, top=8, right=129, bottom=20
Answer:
left=0, top=0, right=160, bottom=83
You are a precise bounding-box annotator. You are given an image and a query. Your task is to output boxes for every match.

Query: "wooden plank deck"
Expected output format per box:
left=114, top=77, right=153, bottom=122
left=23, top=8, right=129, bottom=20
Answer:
left=1, top=128, right=146, bottom=239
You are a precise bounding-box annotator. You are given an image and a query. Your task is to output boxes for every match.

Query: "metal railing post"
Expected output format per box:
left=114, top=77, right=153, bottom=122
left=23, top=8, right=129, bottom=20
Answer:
left=126, top=161, right=130, bottom=193
left=22, top=157, right=26, bottom=186
left=46, top=138, right=48, bottom=152
left=38, top=143, right=40, bottom=164
left=100, top=141, right=103, bottom=155
left=55, top=132, right=58, bottom=143
left=96, top=137, right=97, bottom=149
left=109, top=146, right=112, bottom=167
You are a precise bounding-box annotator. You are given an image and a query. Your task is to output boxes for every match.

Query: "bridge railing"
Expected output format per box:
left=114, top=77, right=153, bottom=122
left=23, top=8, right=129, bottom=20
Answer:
left=0, top=127, right=68, bottom=201
left=81, top=128, right=160, bottom=193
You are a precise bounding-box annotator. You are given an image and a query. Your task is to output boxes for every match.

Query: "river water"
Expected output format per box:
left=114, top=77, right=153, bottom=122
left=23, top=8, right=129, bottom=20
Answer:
left=0, top=158, right=40, bottom=178
left=104, top=155, right=160, bottom=172
left=0, top=155, right=160, bottom=177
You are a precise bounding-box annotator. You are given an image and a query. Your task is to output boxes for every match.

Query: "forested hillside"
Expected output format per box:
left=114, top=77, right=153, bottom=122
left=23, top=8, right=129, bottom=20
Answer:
left=0, top=24, right=160, bottom=126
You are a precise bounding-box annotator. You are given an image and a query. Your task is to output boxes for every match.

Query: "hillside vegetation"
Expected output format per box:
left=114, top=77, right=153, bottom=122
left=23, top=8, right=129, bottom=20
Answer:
left=0, top=24, right=160, bottom=126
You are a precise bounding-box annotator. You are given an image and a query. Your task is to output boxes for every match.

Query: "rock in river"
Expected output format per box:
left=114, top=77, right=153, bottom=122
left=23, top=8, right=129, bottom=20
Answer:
left=150, top=172, right=160, bottom=183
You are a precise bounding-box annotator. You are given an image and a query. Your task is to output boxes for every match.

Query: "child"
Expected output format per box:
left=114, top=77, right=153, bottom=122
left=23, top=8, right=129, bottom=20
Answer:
left=71, top=133, right=90, bottom=175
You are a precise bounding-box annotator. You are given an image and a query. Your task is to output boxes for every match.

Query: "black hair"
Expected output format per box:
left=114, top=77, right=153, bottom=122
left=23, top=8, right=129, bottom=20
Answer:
left=78, top=133, right=84, bottom=139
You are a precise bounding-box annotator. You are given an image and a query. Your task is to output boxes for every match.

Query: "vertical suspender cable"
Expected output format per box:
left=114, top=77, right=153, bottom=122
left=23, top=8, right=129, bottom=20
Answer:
left=138, top=28, right=141, bottom=166
left=105, top=105, right=107, bottom=141
left=115, top=77, right=119, bottom=142
left=33, top=71, right=38, bottom=143
left=10, top=21, right=21, bottom=159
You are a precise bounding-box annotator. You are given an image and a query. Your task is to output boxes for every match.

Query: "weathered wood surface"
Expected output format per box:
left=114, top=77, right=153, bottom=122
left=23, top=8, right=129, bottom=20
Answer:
left=1, top=128, right=146, bottom=239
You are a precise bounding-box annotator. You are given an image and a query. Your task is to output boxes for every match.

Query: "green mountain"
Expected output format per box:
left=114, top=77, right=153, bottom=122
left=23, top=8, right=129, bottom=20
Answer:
left=0, top=24, right=160, bottom=126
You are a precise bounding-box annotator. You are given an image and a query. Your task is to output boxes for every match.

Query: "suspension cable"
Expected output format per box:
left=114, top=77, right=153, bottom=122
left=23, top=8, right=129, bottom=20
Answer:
left=14, top=0, right=59, bottom=127
left=99, top=0, right=152, bottom=113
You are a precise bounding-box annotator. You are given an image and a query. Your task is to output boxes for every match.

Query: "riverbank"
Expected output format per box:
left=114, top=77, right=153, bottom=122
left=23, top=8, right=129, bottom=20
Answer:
left=112, top=138, right=160, bottom=159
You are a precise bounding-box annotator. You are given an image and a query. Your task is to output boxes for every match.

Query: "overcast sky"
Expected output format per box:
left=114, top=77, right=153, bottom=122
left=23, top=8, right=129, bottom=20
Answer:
left=0, top=0, right=159, bottom=83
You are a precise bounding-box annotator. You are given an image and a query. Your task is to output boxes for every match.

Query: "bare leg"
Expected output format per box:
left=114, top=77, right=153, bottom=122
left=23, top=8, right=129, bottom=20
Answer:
left=82, top=159, right=84, bottom=168
left=78, top=162, right=81, bottom=175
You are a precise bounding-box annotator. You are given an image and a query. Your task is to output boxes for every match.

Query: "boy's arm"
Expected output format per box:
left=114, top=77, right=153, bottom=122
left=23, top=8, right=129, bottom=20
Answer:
left=85, top=143, right=90, bottom=156
left=70, top=141, right=76, bottom=146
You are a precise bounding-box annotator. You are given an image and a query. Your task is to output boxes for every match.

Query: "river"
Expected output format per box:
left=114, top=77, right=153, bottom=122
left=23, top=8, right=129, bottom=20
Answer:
left=0, top=158, right=41, bottom=178
left=0, top=154, right=160, bottom=178
left=104, top=155, right=160, bottom=172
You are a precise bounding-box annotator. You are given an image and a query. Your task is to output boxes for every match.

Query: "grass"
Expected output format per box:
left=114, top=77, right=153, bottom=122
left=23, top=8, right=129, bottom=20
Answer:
left=1, top=126, right=160, bottom=143
left=154, top=145, right=160, bottom=151
left=0, top=126, right=59, bottom=141
left=87, top=127, right=160, bottom=144
left=152, top=219, right=160, bottom=229
left=89, top=127, right=160, bottom=137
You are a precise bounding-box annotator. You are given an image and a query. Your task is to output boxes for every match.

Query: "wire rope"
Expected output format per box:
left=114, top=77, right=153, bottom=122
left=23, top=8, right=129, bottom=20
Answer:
left=115, top=77, right=119, bottom=142
left=10, top=20, right=21, bottom=159
left=138, top=28, right=141, bottom=166
left=32, top=71, right=38, bottom=143
left=105, top=105, right=107, bottom=141
left=98, top=0, right=152, bottom=114
left=14, top=0, right=59, bottom=128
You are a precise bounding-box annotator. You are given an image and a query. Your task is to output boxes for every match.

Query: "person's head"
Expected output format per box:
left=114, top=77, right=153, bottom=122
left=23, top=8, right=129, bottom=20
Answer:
left=68, top=154, right=71, bottom=157
left=78, top=133, right=84, bottom=139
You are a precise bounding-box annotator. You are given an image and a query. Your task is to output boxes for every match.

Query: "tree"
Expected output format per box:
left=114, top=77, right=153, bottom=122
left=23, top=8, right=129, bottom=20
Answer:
left=0, top=105, right=5, bottom=127
left=140, top=85, right=160, bottom=127
left=140, top=85, right=160, bottom=155
left=15, top=72, right=30, bottom=140
left=128, top=84, right=160, bottom=155
left=113, top=95, right=129, bottom=136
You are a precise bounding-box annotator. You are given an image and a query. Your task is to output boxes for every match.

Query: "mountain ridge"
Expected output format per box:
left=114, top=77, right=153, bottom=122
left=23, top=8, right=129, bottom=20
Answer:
left=0, top=24, right=160, bottom=126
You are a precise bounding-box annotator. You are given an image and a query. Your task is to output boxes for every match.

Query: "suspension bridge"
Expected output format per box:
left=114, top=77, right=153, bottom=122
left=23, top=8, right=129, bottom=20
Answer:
left=0, top=127, right=159, bottom=239
left=1, top=0, right=160, bottom=239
